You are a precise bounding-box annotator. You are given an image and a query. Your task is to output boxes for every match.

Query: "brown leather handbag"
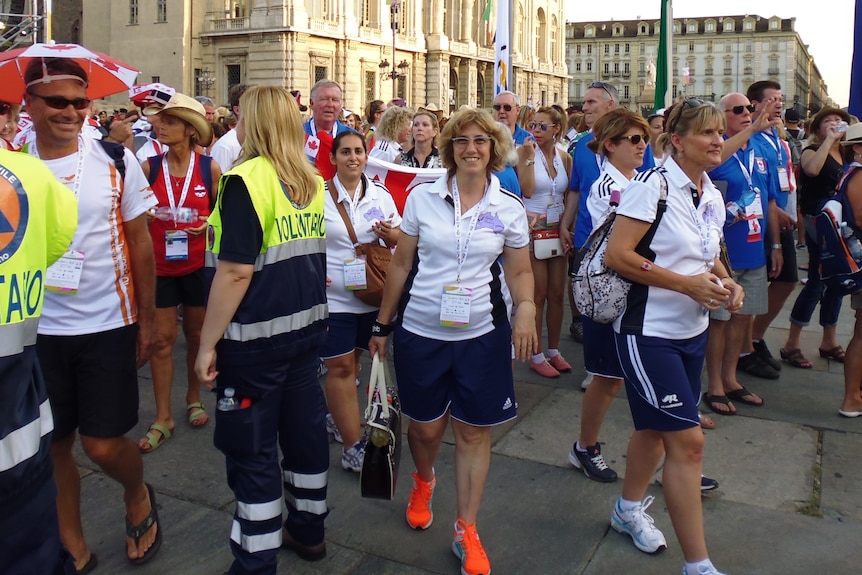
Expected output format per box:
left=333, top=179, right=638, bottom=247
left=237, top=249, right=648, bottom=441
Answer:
left=328, top=180, right=391, bottom=307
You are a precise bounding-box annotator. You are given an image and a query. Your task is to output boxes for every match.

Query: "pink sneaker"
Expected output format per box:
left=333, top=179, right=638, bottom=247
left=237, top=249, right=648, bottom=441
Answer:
left=547, top=354, right=573, bottom=373
left=530, top=359, right=560, bottom=378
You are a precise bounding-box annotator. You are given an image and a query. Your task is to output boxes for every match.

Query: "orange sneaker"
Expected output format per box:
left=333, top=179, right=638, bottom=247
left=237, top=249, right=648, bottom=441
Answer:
left=452, top=518, right=491, bottom=575
left=406, top=472, right=436, bottom=530
left=547, top=354, right=573, bottom=373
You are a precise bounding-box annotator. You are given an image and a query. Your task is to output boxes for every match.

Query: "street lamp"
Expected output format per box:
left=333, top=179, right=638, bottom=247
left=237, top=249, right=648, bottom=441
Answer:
left=196, top=66, right=215, bottom=97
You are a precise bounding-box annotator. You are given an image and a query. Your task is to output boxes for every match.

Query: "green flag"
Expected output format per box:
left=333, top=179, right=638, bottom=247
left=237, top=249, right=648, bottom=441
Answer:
left=483, top=0, right=492, bottom=21
left=654, top=0, right=672, bottom=111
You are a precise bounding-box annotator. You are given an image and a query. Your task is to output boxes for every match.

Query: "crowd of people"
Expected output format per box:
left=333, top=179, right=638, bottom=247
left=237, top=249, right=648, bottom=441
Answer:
left=3, top=50, right=862, bottom=575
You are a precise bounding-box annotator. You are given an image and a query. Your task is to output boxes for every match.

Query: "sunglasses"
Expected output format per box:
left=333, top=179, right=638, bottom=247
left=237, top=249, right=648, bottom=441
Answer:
left=29, top=93, right=92, bottom=111
left=529, top=121, right=558, bottom=132
left=612, top=133, right=649, bottom=145
left=729, top=104, right=756, bottom=115
left=493, top=104, right=514, bottom=112
left=452, top=136, right=493, bottom=147
left=589, top=81, right=614, bottom=100
left=0, top=103, right=10, bottom=115
left=668, top=98, right=709, bottom=134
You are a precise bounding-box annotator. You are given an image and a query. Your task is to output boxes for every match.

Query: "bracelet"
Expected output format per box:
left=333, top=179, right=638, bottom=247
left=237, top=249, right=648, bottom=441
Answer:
left=771, top=243, right=782, bottom=250
left=371, top=321, right=393, bottom=337
left=524, top=159, right=535, bottom=166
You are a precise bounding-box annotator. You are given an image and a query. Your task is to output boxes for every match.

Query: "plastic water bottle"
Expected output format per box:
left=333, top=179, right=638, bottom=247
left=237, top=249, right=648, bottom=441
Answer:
left=840, top=223, right=862, bottom=264
left=217, top=387, right=240, bottom=411
left=152, top=206, right=199, bottom=222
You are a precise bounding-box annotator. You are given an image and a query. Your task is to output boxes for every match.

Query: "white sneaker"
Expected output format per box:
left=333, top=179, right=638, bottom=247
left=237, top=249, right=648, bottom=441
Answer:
left=581, top=373, right=594, bottom=390
left=682, top=564, right=728, bottom=575
left=341, top=440, right=365, bottom=472
left=325, top=413, right=343, bottom=444
left=610, top=495, right=667, bottom=554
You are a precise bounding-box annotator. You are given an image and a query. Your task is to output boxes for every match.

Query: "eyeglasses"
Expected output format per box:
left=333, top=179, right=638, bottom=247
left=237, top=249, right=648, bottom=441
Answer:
left=612, top=133, right=649, bottom=145
left=588, top=81, right=614, bottom=100
left=493, top=103, right=515, bottom=112
left=729, top=104, right=756, bottom=115
left=452, top=136, right=493, bottom=147
left=0, top=103, right=10, bottom=115
left=529, top=122, right=558, bottom=132
left=28, top=93, right=92, bottom=111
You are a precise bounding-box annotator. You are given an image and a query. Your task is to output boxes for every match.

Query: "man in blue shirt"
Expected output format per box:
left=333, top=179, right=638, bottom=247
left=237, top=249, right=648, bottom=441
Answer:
left=704, top=93, right=782, bottom=415
left=493, top=91, right=531, bottom=146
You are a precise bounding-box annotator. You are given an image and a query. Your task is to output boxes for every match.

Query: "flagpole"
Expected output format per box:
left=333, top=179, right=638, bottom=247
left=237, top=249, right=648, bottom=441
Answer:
left=849, top=0, right=861, bottom=118
left=654, top=0, right=673, bottom=111
left=391, top=0, right=397, bottom=100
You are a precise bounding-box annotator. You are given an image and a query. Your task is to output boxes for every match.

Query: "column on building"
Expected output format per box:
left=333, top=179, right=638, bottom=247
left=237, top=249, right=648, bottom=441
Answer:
left=461, top=0, right=475, bottom=43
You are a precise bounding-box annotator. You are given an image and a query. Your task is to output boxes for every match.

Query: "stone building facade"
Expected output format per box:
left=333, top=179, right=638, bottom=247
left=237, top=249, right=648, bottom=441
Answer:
left=83, top=0, right=569, bottom=114
left=565, top=14, right=832, bottom=116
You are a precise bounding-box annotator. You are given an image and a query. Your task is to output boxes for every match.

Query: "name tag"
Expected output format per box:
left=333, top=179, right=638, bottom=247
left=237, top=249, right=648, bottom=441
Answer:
left=546, top=202, right=562, bottom=225
left=343, top=258, right=367, bottom=290
left=165, top=230, right=189, bottom=260
left=440, top=285, right=472, bottom=328
left=46, top=250, right=85, bottom=294
left=777, top=167, right=791, bottom=192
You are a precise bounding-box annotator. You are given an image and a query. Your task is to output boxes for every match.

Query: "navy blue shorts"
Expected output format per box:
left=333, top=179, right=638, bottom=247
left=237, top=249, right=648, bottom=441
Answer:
left=614, top=330, right=707, bottom=432
left=319, top=311, right=376, bottom=359
left=393, top=324, right=517, bottom=426
left=582, top=316, right=624, bottom=378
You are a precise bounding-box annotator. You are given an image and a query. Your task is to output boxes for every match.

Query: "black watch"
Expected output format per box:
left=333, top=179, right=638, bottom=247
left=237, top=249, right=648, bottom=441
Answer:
left=371, top=321, right=393, bottom=337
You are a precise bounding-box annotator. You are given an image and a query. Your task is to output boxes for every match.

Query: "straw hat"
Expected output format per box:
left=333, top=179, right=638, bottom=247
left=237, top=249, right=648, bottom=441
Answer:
left=144, top=93, right=212, bottom=147
left=840, top=122, right=862, bottom=146
left=809, top=106, right=851, bottom=137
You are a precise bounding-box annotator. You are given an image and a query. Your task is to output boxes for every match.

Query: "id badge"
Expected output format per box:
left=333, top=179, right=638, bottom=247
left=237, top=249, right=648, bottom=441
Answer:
left=343, top=258, right=367, bottom=290
left=165, top=230, right=189, bottom=260
left=546, top=202, right=562, bottom=225
left=777, top=167, right=791, bottom=192
left=440, top=285, right=472, bottom=328
left=46, top=250, right=85, bottom=294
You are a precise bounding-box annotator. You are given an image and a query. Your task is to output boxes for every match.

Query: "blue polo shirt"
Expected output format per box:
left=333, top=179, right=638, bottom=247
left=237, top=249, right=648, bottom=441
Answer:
left=495, top=165, right=522, bottom=197
left=754, top=127, right=788, bottom=211
left=570, top=133, right=655, bottom=248
left=708, top=136, right=777, bottom=270
left=513, top=124, right=531, bottom=146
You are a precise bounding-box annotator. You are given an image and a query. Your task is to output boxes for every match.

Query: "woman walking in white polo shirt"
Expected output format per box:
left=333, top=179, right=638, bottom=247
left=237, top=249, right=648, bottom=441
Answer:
left=369, top=108, right=536, bottom=575
left=604, top=100, right=743, bottom=575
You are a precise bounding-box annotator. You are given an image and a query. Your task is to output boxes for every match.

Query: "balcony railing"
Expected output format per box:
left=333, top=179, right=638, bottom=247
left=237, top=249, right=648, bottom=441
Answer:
left=723, top=68, right=732, bottom=75
left=310, top=17, right=339, bottom=36
left=209, top=17, right=249, bottom=31
left=359, top=26, right=383, bottom=42
left=767, top=68, right=779, bottom=76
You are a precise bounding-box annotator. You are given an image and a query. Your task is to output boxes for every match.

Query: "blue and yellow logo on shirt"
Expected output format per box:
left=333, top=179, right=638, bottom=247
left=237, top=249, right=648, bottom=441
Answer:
left=0, top=165, right=29, bottom=263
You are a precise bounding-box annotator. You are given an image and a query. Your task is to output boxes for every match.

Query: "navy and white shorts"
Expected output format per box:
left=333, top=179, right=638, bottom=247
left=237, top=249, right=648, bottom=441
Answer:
left=614, top=330, right=708, bottom=432
left=320, top=311, right=377, bottom=359
left=582, top=316, right=624, bottom=378
left=393, top=323, right=517, bottom=426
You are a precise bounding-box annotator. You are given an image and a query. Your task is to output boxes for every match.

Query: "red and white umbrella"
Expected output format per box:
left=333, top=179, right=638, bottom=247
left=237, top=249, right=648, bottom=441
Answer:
left=129, top=82, right=175, bottom=108
left=0, top=43, right=139, bottom=102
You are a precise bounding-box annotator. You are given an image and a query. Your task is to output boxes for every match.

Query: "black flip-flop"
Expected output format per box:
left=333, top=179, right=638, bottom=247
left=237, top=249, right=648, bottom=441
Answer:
left=125, top=483, right=162, bottom=564
left=77, top=553, right=98, bottom=575
left=726, top=387, right=764, bottom=407
left=703, top=393, right=736, bottom=416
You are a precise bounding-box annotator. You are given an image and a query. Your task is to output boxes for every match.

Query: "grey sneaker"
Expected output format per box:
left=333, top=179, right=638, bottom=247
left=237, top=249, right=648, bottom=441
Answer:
left=341, top=440, right=365, bottom=472
left=580, top=373, right=594, bottom=391
left=325, top=413, right=343, bottom=444
left=611, top=495, right=668, bottom=554
left=569, top=443, right=618, bottom=482
left=682, top=564, right=728, bottom=575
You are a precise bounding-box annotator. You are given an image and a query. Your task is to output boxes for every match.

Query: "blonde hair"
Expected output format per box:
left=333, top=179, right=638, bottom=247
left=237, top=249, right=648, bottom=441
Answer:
left=656, top=98, right=725, bottom=157
left=439, top=108, right=512, bottom=176
left=238, top=86, right=319, bottom=206
left=587, top=108, right=650, bottom=156
left=376, top=106, right=415, bottom=142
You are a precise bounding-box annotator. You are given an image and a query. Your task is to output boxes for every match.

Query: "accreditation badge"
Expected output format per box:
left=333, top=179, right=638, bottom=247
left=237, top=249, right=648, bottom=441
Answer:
left=777, top=167, right=791, bottom=192
left=440, top=285, right=472, bottom=328
left=343, top=258, right=367, bottom=290
left=46, top=250, right=85, bottom=294
left=546, top=202, right=562, bottom=225
left=165, top=230, right=189, bottom=260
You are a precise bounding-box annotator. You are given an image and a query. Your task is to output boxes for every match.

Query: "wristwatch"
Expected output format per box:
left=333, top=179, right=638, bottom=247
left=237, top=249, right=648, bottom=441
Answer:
left=371, top=321, right=393, bottom=337
left=525, top=159, right=535, bottom=166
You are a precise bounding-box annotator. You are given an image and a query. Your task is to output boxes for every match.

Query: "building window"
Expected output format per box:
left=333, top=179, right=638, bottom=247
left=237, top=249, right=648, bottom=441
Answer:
left=614, top=43, right=620, bottom=55
left=688, top=22, right=696, bottom=33
left=152, top=75, right=160, bottom=83
left=771, top=19, right=779, bottom=30
left=226, top=65, right=242, bottom=91
left=673, top=84, right=678, bottom=98
left=745, top=20, right=753, bottom=31
left=623, top=85, right=629, bottom=100
left=397, top=76, right=407, bottom=100
left=707, top=40, right=712, bottom=52
left=194, top=68, right=201, bottom=96
left=129, top=0, right=138, bottom=25
left=770, top=39, right=779, bottom=52
left=586, top=44, right=592, bottom=55
left=603, top=62, right=609, bottom=74
left=624, top=62, right=630, bottom=74
left=613, top=62, right=619, bottom=74
left=724, top=20, right=734, bottom=32
left=575, top=62, right=581, bottom=72
left=689, top=41, right=694, bottom=52
left=706, top=22, right=714, bottom=32
left=625, top=43, right=630, bottom=54
left=365, top=70, right=375, bottom=104
left=156, top=0, right=166, bottom=23
left=604, top=44, right=609, bottom=55
left=640, top=25, right=646, bottom=34
left=576, top=44, right=581, bottom=55
left=586, top=61, right=592, bottom=72
left=585, top=25, right=594, bottom=37
left=314, top=66, right=328, bottom=84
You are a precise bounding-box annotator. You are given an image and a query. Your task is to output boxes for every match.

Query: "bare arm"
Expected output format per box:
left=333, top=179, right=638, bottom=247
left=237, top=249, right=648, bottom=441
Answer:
left=194, top=260, right=254, bottom=385
left=846, top=171, right=862, bottom=229
left=501, top=245, right=538, bottom=361
left=368, top=233, right=418, bottom=360
left=560, top=189, right=580, bottom=254
left=516, top=142, right=537, bottom=198
left=125, top=213, right=156, bottom=367
left=801, top=135, right=839, bottom=177
left=767, top=200, right=784, bottom=279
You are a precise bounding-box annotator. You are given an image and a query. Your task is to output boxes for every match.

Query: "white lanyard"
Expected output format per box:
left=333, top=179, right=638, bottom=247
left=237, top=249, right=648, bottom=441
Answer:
left=31, top=134, right=86, bottom=199
left=732, top=148, right=755, bottom=191
left=452, top=177, right=489, bottom=284
left=760, top=130, right=785, bottom=164
left=162, top=153, right=196, bottom=223
left=334, top=174, right=364, bottom=231
left=684, top=185, right=716, bottom=266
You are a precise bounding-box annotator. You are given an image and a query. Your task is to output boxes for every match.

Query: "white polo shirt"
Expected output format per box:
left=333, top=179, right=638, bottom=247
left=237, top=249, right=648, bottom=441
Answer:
left=586, top=162, right=633, bottom=232
left=399, top=174, right=530, bottom=341
left=614, top=158, right=726, bottom=340
left=210, top=129, right=241, bottom=171
left=324, top=174, right=402, bottom=314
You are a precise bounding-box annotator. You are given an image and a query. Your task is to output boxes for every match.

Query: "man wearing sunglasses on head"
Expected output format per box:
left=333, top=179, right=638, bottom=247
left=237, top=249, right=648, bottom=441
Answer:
left=22, top=57, right=161, bottom=570
left=702, top=93, right=782, bottom=416
left=493, top=90, right=531, bottom=146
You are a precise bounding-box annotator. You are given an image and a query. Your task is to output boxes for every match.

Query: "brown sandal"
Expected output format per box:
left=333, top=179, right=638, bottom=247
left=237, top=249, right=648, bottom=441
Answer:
left=819, top=346, right=846, bottom=363
left=780, top=347, right=813, bottom=369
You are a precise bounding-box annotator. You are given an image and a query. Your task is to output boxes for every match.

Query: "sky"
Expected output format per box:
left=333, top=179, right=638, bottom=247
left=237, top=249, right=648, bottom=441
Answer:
left=564, top=1, right=855, bottom=107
